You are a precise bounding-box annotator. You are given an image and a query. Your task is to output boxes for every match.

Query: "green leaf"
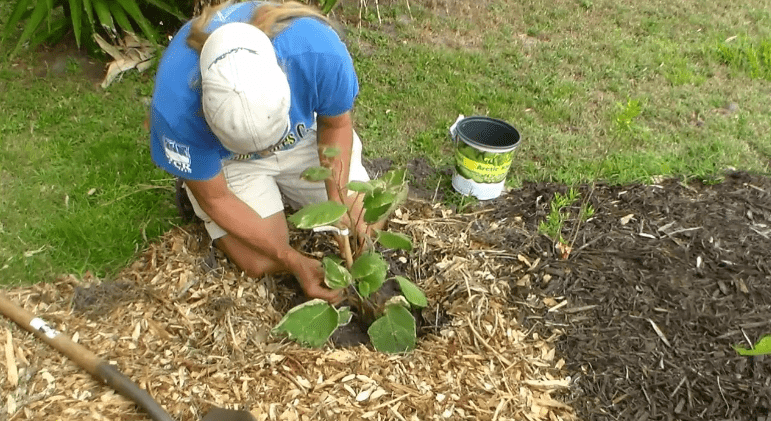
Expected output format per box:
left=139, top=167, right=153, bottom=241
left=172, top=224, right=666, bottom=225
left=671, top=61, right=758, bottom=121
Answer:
left=363, top=203, right=391, bottom=224
left=108, top=1, right=134, bottom=35
left=27, top=13, right=68, bottom=49
left=351, top=252, right=387, bottom=298
left=349, top=251, right=384, bottom=278
left=300, top=166, right=332, bottom=182
left=337, top=307, right=352, bottom=327
left=319, top=0, right=338, bottom=14
left=2, top=0, right=34, bottom=46
left=92, top=0, right=116, bottom=38
left=382, top=168, right=407, bottom=188
left=392, top=181, right=410, bottom=206
left=81, top=0, right=95, bottom=30
left=142, top=0, right=187, bottom=20
left=368, top=302, right=417, bottom=354
left=43, top=0, right=53, bottom=33
left=67, top=0, right=83, bottom=47
left=323, top=256, right=351, bottom=290
left=375, top=230, right=413, bottom=251
left=346, top=180, right=374, bottom=194
left=363, top=189, right=397, bottom=224
left=734, top=335, right=771, bottom=356
left=287, top=200, right=347, bottom=229
left=357, top=267, right=386, bottom=298
left=272, top=299, right=340, bottom=348
left=115, top=0, right=160, bottom=43
left=367, top=179, right=386, bottom=190
left=321, top=146, right=340, bottom=158
left=394, top=276, right=427, bottom=308
left=363, top=190, right=396, bottom=210
left=360, top=173, right=409, bottom=224
left=9, top=0, right=50, bottom=57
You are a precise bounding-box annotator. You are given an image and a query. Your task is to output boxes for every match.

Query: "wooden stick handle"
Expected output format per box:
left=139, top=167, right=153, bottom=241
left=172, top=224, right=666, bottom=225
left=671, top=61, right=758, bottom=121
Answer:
left=0, top=293, right=174, bottom=421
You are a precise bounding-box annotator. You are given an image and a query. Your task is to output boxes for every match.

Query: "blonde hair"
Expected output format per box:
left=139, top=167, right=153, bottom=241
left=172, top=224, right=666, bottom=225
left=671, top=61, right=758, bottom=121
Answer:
left=186, top=1, right=337, bottom=53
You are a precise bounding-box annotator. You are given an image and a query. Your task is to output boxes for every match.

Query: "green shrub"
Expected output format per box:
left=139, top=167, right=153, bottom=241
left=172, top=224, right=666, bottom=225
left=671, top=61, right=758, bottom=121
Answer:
left=1, top=0, right=187, bottom=56
left=274, top=152, right=425, bottom=354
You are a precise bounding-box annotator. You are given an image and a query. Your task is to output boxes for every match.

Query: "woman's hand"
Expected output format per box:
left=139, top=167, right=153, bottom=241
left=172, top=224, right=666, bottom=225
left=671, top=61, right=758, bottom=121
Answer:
left=287, top=254, right=342, bottom=304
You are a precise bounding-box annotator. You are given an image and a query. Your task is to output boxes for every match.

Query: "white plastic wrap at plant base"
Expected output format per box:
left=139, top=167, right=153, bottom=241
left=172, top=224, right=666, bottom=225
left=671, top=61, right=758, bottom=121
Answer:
left=312, top=225, right=349, bottom=235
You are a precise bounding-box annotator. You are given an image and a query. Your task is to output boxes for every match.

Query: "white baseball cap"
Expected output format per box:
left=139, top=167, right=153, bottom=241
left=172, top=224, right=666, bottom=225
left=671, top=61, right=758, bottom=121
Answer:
left=200, top=22, right=291, bottom=155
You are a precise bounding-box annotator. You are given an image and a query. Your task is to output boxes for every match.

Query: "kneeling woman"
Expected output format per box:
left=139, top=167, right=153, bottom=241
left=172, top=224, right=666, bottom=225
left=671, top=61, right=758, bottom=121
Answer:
left=150, top=2, right=372, bottom=302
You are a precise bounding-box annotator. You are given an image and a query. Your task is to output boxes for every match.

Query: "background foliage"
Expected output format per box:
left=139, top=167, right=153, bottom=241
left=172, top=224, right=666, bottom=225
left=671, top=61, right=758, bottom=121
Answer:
left=0, top=0, right=769, bottom=287
left=1, top=0, right=192, bottom=57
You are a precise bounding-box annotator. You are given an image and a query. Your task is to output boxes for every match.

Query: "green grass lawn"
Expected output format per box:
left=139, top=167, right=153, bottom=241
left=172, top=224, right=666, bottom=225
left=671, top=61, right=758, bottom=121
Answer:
left=346, top=0, right=770, bottom=186
left=1, top=0, right=769, bottom=286
left=0, top=65, right=178, bottom=286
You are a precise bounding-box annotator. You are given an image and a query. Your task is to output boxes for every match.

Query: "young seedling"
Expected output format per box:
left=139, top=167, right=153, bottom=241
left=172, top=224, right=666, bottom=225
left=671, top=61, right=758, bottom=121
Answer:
left=733, top=335, right=771, bottom=356
left=273, top=147, right=426, bottom=354
left=538, top=188, right=595, bottom=259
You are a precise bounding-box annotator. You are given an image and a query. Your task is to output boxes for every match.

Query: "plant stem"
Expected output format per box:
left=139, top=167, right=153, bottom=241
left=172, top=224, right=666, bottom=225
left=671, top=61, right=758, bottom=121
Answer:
left=339, top=233, right=354, bottom=268
left=329, top=163, right=369, bottom=259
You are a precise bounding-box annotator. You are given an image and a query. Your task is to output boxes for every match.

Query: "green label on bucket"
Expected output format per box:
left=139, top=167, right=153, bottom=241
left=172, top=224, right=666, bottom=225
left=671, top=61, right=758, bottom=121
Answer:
left=455, top=147, right=513, bottom=184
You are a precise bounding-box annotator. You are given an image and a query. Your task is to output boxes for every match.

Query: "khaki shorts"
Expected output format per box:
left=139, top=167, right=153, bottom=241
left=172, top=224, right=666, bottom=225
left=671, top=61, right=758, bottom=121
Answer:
left=186, top=130, right=370, bottom=240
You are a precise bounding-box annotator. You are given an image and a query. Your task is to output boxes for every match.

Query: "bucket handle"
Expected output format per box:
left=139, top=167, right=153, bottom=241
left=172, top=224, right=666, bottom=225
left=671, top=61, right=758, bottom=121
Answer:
left=448, top=114, right=465, bottom=143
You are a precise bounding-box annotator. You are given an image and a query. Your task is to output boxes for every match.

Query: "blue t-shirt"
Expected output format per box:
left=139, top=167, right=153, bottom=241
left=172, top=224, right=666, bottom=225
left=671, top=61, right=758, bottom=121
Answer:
left=150, top=1, right=359, bottom=180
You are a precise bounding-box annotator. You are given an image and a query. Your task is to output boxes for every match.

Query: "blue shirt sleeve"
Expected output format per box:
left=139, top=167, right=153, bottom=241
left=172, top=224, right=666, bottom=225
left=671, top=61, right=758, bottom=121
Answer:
left=275, top=18, right=359, bottom=119
left=150, top=107, right=223, bottom=180
left=314, top=51, right=359, bottom=117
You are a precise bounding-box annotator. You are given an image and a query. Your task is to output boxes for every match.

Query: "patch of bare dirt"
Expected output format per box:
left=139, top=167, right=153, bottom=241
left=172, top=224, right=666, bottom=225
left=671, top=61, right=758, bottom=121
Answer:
left=27, top=34, right=106, bottom=87
left=490, top=171, right=771, bottom=421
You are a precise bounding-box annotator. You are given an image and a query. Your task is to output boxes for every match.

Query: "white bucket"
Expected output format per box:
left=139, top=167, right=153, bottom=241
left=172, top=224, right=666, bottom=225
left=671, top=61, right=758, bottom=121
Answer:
left=450, top=116, right=521, bottom=200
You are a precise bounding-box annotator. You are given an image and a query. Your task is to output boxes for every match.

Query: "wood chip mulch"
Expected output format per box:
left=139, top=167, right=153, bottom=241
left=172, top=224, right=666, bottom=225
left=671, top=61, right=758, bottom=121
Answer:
left=1, top=200, right=574, bottom=421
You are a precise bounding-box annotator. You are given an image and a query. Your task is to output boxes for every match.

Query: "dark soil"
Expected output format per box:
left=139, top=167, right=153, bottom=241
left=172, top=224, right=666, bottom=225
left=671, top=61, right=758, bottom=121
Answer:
left=365, top=159, right=771, bottom=420
left=483, top=171, right=771, bottom=421
left=29, top=34, right=106, bottom=86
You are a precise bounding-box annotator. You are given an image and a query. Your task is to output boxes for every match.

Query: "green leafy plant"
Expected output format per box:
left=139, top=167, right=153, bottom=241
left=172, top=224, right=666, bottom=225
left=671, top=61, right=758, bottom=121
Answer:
left=733, top=335, right=771, bottom=356
left=538, top=188, right=578, bottom=245
left=273, top=152, right=425, bottom=354
left=538, top=188, right=594, bottom=258
left=1, top=0, right=187, bottom=57
left=613, top=98, right=642, bottom=133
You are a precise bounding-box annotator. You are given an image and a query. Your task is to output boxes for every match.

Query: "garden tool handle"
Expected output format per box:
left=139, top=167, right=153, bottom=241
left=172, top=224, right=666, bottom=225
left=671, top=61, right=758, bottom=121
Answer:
left=0, top=293, right=175, bottom=421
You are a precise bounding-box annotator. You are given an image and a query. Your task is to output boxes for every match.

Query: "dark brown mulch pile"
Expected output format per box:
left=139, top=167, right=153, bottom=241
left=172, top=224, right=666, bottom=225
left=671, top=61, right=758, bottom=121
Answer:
left=479, top=171, right=771, bottom=421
